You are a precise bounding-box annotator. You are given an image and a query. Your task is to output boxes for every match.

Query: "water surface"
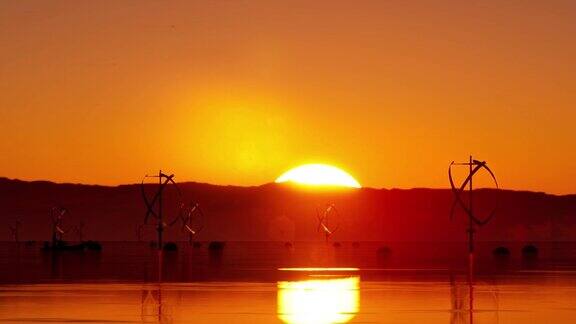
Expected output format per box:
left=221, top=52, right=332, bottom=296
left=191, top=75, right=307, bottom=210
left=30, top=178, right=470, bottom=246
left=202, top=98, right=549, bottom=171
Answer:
left=0, top=241, right=575, bottom=323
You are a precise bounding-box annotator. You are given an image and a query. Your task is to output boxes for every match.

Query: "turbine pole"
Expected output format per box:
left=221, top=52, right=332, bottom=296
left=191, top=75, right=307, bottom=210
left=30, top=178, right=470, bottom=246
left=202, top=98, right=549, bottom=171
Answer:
left=468, top=155, right=475, bottom=321
left=469, top=155, right=474, bottom=254
left=158, top=169, right=163, bottom=250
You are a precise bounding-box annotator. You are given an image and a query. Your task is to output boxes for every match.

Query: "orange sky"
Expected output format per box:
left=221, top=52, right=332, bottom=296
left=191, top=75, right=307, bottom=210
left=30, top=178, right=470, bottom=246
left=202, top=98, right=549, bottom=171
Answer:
left=1, top=1, right=575, bottom=194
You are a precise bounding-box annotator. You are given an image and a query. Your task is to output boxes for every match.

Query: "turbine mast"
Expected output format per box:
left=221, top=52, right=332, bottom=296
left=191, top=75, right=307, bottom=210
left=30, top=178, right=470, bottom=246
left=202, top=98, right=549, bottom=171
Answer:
left=158, top=169, right=163, bottom=250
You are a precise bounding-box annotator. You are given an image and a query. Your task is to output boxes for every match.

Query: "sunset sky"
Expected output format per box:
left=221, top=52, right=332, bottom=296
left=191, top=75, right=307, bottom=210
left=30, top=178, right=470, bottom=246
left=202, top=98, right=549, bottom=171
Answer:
left=1, top=1, right=575, bottom=194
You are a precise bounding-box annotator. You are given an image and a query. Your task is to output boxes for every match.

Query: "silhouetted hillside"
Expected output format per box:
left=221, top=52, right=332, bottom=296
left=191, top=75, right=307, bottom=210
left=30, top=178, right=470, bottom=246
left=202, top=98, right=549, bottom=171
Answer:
left=0, top=177, right=574, bottom=242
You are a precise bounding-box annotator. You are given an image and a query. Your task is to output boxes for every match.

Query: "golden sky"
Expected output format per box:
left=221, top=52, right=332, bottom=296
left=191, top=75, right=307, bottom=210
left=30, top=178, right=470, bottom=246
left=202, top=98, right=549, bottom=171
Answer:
left=1, top=1, right=575, bottom=193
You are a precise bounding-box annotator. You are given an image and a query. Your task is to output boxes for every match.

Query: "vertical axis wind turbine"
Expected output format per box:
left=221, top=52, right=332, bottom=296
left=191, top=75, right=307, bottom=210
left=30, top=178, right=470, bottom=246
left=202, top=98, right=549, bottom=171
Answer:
left=75, top=220, right=85, bottom=242
left=50, top=206, right=70, bottom=246
left=8, top=220, right=21, bottom=243
left=177, top=202, right=205, bottom=245
left=141, top=170, right=181, bottom=250
left=317, top=204, right=341, bottom=242
left=449, top=155, right=499, bottom=317
left=449, top=156, right=499, bottom=255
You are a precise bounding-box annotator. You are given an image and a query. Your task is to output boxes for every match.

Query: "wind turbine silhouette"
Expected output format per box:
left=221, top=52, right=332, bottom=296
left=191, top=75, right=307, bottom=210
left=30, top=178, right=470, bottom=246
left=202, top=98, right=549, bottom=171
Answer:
left=176, top=202, right=205, bottom=245
left=50, top=206, right=70, bottom=245
left=74, top=220, right=85, bottom=242
left=8, top=220, right=21, bottom=243
left=141, top=170, right=182, bottom=250
left=316, top=204, right=340, bottom=242
left=449, top=155, right=499, bottom=323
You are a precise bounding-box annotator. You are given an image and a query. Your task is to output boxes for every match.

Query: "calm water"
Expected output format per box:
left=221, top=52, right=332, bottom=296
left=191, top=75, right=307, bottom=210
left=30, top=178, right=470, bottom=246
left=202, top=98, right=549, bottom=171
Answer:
left=1, top=241, right=575, bottom=323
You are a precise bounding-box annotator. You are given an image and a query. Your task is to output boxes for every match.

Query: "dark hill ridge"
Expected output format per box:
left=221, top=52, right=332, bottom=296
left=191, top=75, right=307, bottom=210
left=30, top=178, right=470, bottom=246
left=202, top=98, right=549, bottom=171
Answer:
left=0, top=177, right=575, bottom=242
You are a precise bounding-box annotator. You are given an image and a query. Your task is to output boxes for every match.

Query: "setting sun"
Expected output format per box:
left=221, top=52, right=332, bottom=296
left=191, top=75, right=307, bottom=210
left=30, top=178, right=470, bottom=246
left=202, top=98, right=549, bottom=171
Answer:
left=275, top=164, right=361, bottom=188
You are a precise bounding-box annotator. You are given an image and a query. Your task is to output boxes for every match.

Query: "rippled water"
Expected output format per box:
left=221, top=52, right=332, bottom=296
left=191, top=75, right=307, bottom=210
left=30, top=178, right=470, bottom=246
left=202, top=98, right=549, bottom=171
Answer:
left=0, top=242, right=575, bottom=323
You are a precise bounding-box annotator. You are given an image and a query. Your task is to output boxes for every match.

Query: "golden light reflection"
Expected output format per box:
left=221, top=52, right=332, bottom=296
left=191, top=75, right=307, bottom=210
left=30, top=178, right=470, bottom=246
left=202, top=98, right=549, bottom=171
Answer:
left=278, top=268, right=359, bottom=272
left=277, top=276, right=360, bottom=324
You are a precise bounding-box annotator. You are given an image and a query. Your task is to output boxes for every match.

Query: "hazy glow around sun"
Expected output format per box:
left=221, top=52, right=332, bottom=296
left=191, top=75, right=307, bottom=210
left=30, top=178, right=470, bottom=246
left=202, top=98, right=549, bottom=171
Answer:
left=275, top=164, right=361, bottom=188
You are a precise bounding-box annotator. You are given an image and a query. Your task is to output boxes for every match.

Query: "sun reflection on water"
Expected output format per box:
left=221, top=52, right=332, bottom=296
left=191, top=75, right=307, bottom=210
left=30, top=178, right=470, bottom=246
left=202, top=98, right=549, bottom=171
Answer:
left=277, top=275, right=360, bottom=324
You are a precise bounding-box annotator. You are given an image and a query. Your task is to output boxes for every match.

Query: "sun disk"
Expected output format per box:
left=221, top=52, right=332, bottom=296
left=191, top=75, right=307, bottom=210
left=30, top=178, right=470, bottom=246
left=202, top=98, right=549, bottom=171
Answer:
left=275, top=164, right=361, bottom=188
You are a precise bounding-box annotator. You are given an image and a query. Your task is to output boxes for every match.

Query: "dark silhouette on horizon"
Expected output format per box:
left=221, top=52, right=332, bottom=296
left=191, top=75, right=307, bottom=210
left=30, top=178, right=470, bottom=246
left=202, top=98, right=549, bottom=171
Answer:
left=0, top=177, right=575, bottom=242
